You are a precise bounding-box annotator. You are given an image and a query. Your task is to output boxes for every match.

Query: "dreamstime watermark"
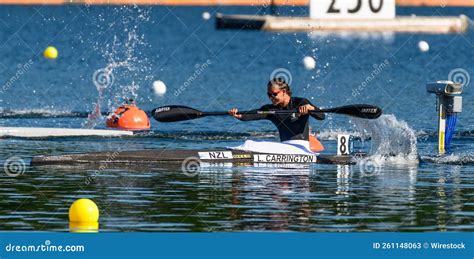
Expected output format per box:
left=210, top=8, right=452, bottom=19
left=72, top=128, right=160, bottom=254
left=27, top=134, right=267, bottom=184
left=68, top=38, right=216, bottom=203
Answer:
left=84, top=150, right=120, bottom=185
left=92, top=68, right=115, bottom=90
left=270, top=68, right=292, bottom=85
left=5, top=240, right=85, bottom=253
left=0, top=60, right=34, bottom=94
left=359, top=158, right=382, bottom=177
left=3, top=156, right=26, bottom=177
left=174, top=59, right=212, bottom=97
left=448, top=68, right=470, bottom=87
left=181, top=157, right=201, bottom=177
left=352, top=59, right=389, bottom=97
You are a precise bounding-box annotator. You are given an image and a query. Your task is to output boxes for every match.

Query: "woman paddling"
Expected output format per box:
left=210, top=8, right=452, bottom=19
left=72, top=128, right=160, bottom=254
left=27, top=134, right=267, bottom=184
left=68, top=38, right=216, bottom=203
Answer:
left=228, top=78, right=325, bottom=153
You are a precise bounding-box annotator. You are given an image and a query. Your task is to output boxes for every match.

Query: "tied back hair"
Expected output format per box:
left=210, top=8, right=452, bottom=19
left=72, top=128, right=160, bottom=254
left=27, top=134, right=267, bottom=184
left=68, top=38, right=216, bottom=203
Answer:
left=268, top=77, right=292, bottom=97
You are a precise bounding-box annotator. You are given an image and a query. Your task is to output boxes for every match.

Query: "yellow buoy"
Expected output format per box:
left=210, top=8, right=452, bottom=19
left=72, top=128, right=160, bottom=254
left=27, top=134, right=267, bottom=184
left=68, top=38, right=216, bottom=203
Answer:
left=69, top=198, right=99, bottom=223
left=43, top=46, right=58, bottom=59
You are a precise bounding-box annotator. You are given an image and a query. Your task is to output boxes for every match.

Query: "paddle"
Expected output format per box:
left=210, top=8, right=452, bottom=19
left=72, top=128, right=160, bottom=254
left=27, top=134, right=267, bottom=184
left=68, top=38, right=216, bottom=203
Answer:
left=152, top=104, right=382, bottom=122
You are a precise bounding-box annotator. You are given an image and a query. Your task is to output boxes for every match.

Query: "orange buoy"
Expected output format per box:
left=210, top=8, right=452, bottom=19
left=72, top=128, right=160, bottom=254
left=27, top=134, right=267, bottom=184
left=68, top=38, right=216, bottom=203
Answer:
left=106, top=100, right=150, bottom=131
left=309, top=134, right=325, bottom=152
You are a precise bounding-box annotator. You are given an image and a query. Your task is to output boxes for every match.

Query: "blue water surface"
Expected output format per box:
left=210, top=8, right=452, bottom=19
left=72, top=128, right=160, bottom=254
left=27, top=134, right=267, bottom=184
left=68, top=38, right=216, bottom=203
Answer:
left=0, top=5, right=473, bottom=232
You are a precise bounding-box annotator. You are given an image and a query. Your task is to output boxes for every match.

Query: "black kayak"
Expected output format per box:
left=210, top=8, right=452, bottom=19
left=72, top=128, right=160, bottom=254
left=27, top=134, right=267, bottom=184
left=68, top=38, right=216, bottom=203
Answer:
left=30, top=149, right=364, bottom=166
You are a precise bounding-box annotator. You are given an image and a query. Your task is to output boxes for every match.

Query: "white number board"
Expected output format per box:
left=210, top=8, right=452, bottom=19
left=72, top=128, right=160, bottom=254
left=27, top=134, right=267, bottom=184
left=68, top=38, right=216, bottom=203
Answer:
left=337, top=134, right=352, bottom=156
left=310, top=0, right=395, bottom=20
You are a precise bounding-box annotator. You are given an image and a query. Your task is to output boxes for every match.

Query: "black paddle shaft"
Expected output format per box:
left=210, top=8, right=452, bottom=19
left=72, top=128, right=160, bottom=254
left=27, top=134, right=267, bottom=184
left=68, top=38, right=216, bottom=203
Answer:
left=152, top=104, right=382, bottom=122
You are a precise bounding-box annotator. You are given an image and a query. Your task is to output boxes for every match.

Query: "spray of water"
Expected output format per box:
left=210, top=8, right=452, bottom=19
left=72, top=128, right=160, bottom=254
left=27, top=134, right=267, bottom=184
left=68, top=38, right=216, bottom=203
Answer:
left=351, top=114, right=418, bottom=164
left=83, top=6, right=152, bottom=128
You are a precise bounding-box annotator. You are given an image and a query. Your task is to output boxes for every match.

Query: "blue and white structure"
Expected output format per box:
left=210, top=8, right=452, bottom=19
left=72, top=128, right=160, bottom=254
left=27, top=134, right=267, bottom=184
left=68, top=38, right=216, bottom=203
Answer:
left=426, top=81, right=463, bottom=155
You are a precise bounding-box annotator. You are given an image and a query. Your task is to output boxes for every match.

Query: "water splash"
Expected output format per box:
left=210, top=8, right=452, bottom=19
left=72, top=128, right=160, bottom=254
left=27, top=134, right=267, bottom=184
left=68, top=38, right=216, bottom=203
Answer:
left=420, top=152, right=474, bottom=165
left=84, top=6, right=152, bottom=128
left=351, top=114, right=418, bottom=164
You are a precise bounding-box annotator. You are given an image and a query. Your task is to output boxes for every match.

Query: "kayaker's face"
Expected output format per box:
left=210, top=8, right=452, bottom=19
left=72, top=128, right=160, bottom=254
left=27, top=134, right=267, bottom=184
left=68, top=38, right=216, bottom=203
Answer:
left=267, top=87, right=286, bottom=106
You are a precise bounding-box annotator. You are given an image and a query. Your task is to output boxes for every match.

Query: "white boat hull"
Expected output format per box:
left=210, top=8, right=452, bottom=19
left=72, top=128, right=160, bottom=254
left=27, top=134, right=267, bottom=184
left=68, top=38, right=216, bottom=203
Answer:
left=0, top=127, right=133, bottom=138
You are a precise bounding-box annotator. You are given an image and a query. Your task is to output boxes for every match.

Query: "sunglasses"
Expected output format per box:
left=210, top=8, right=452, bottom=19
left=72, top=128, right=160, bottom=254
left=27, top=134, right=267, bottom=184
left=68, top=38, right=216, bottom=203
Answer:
left=267, top=90, right=283, bottom=98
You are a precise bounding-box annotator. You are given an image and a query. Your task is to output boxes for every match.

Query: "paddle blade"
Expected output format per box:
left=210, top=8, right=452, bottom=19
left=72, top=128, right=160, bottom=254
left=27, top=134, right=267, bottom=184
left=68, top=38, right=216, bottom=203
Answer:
left=152, top=105, right=203, bottom=122
left=324, top=104, right=382, bottom=119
